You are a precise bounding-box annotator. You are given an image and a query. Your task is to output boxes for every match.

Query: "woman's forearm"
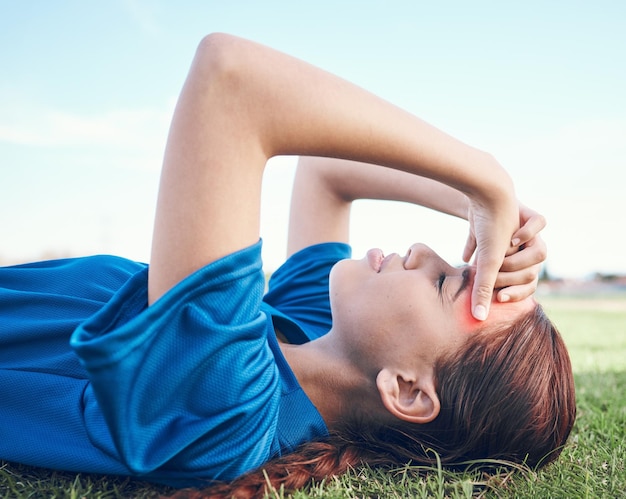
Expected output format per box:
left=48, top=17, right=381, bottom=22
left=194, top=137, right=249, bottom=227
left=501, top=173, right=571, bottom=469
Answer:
left=286, top=156, right=469, bottom=256
left=299, top=157, right=469, bottom=219
left=197, top=34, right=513, bottom=202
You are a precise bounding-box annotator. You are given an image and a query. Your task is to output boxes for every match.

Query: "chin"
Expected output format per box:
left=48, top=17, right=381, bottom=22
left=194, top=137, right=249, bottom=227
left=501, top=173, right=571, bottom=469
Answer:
left=328, top=258, right=363, bottom=297
left=328, top=258, right=350, bottom=286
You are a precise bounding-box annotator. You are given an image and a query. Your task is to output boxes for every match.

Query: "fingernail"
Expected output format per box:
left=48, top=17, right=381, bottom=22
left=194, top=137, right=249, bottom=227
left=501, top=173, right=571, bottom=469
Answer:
left=473, top=305, right=487, bottom=321
left=511, top=238, right=521, bottom=247
left=499, top=294, right=510, bottom=303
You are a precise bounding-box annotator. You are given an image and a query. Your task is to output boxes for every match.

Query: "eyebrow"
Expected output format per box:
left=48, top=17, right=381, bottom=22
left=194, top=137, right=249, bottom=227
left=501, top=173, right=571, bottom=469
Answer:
left=453, top=267, right=471, bottom=301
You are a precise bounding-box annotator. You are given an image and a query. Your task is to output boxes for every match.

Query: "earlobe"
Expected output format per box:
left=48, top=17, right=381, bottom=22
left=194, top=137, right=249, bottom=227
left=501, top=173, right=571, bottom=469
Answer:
left=376, top=368, right=441, bottom=424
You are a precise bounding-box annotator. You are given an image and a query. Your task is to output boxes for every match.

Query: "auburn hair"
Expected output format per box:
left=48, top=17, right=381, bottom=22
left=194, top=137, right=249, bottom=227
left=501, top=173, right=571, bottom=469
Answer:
left=168, top=304, right=576, bottom=499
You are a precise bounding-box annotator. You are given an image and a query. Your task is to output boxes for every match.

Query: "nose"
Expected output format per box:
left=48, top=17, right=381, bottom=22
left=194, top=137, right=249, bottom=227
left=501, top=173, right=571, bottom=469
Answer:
left=403, top=243, right=440, bottom=269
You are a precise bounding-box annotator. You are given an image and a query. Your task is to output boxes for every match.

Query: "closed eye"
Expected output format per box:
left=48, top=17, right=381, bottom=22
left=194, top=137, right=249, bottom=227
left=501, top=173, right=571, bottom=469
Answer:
left=437, top=267, right=470, bottom=301
left=437, top=272, right=446, bottom=294
left=453, top=267, right=471, bottom=301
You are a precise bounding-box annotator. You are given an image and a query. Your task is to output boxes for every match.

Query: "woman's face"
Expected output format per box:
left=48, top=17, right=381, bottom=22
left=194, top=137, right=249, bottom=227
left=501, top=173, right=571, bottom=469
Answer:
left=328, top=243, right=535, bottom=370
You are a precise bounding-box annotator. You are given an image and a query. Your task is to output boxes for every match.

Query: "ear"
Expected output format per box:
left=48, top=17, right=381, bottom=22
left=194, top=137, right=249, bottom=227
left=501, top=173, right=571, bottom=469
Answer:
left=376, top=368, right=440, bottom=424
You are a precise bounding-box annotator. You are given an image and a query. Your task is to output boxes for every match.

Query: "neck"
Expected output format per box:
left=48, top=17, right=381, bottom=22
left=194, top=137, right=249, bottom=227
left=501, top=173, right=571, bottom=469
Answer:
left=279, top=332, right=377, bottom=428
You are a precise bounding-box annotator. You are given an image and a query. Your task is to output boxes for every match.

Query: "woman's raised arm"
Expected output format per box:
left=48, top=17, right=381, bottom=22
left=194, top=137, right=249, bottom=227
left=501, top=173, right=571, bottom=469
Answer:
left=286, top=156, right=469, bottom=257
left=149, top=33, right=518, bottom=319
left=288, top=156, right=547, bottom=302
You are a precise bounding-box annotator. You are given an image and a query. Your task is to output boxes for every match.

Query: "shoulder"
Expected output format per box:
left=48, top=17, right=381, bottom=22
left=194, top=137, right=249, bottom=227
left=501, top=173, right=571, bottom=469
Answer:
left=271, top=242, right=351, bottom=283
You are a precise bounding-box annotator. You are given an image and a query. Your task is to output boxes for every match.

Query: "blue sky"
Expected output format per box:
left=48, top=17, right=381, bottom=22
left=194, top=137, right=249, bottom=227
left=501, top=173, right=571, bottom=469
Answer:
left=1, top=0, right=625, bottom=278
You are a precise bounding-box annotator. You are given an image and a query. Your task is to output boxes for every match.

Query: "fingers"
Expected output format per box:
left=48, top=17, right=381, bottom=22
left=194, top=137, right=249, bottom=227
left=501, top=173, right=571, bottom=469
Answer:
left=473, top=236, right=546, bottom=308
left=496, top=280, right=539, bottom=303
left=471, top=252, right=504, bottom=321
left=495, top=264, right=541, bottom=292
left=481, top=206, right=547, bottom=307
left=462, top=231, right=477, bottom=263
left=500, top=235, right=547, bottom=273
left=465, top=200, right=541, bottom=320
left=495, top=235, right=546, bottom=302
left=512, top=208, right=546, bottom=247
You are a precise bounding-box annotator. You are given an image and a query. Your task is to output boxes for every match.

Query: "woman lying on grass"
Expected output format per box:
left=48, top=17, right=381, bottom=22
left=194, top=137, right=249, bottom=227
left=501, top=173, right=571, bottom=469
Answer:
left=0, top=33, right=575, bottom=498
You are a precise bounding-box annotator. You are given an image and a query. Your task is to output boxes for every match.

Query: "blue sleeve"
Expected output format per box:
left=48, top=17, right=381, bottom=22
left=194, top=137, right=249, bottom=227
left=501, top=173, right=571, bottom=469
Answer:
left=263, top=242, right=351, bottom=341
left=70, top=240, right=281, bottom=482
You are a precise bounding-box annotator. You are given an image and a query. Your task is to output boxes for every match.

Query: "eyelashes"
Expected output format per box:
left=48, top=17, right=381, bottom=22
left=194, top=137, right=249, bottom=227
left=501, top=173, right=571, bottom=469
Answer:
left=437, top=267, right=471, bottom=300
left=437, top=272, right=446, bottom=294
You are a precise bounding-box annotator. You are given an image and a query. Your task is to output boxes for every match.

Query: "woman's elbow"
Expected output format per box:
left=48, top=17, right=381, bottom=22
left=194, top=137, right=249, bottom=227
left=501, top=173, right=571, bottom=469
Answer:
left=192, top=32, right=252, bottom=84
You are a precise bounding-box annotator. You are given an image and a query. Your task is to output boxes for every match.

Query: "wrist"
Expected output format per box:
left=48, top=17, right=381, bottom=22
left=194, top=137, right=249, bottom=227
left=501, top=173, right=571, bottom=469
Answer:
left=462, top=153, right=515, bottom=208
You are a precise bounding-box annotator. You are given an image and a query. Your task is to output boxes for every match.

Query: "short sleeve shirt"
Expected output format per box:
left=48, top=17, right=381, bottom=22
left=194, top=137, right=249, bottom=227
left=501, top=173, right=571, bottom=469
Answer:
left=0, top=240, right=351, bottom=487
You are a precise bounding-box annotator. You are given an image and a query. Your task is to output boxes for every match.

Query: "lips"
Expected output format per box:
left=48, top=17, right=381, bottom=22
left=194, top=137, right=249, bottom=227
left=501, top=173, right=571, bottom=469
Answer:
left=380, top=253, right=399, bottom=272
left=367, top=248, right=384, bottom=272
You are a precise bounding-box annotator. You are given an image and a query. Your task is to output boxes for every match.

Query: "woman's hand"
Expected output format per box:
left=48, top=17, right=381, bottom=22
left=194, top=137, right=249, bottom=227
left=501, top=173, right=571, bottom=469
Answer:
left=461, top=186, right=519, bottom=320
left=463, top=203, right=547, bottom=309
left=495, top=204, right=547, bottom=302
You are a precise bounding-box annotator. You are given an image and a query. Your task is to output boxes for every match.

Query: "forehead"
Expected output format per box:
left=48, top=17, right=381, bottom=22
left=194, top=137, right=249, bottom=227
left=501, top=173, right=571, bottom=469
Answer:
left=489, top=295, right=537, bottom=320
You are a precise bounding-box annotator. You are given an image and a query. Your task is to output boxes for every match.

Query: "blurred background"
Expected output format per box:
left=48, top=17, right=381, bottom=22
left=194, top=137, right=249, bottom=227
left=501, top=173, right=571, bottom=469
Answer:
left=1, top=0, right=624, bottom=281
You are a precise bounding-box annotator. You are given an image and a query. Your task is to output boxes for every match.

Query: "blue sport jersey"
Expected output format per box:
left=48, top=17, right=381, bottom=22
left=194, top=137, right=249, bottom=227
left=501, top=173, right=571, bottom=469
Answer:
left=0, top=240, right=351, bottom=487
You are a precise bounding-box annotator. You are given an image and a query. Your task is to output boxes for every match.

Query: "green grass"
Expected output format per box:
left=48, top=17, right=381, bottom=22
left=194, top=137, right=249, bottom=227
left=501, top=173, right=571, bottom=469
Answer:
left=2, top=295, right=625, bottom=498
